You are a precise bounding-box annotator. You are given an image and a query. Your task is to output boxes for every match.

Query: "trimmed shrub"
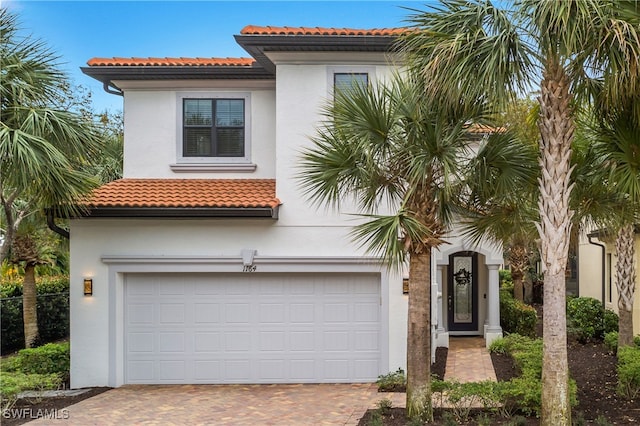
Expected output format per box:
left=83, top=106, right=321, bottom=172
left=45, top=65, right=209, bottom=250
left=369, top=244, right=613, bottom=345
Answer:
left=500, top=289, right=537, bottom=338
left=0, top=276, right=69, bottom=353
left=499, top=269, right=513, bottom=286
left=604, top=331, right=619, bottom=354
left=566, top=297, right=610, bottom=342
left=0, top=371, right=62, bottom=410
left=617, top=346, right=640, bottom=399
left=11, top=342, right=70, bottom=378
left=494, top=333, right=577, bottom=416
left=603, top=309, right=619, bottom=334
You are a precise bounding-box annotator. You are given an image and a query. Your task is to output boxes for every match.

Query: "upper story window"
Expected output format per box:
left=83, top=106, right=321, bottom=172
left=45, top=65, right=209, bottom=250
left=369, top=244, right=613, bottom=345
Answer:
left=333, top=73, right=368, bottom=95
left=183, top=98, right=245, bottom=157
left=173, top=92, right=255, bottom=172
left=327, top=67, right=375, bottom=100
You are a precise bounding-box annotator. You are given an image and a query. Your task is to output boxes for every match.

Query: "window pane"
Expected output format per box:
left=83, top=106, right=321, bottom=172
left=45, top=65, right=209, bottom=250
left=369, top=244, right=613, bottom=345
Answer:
left=184, top=128, right=212, bottom=156
left=216, top=99, right=244, bottom=127
left=334, top=73, right=368, bottom=94
left=216, top=128, right=244, bottom=157
left=184, top=100, right=212, bottom=125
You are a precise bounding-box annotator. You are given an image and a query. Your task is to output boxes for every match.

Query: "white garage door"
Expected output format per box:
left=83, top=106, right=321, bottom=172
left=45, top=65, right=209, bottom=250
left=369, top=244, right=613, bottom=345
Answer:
left=124, top=272, right=381, bottom=384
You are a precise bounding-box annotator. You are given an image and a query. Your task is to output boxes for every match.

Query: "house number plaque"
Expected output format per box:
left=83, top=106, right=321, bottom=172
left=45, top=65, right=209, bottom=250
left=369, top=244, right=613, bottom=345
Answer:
left=243, top=265, right=257, bottom=272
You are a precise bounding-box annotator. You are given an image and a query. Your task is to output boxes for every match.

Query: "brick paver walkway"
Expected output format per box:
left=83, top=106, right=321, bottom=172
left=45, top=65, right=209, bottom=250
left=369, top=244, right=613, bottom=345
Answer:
left=444, top=337, right=497, bottom=383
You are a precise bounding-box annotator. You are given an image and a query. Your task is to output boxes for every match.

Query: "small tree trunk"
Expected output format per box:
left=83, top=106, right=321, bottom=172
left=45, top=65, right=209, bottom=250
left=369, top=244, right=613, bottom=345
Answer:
left=406, top=248, right=432, bottom=421
left=508, top=244, right=529, bottom=302
left=615, top=224, right=636, bottom=347
left=22, top=263, right=39, bottom=348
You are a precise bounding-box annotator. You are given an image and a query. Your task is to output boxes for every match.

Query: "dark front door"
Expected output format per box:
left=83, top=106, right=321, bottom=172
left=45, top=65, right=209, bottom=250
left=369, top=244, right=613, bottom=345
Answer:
left=447, top=251, right=479, bottom=332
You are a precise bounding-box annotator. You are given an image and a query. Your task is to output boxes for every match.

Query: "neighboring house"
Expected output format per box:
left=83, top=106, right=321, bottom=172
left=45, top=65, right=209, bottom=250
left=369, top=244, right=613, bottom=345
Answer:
left=579, top=233, right=640, bottom=336
left=70, top=26, right=503, bottom=389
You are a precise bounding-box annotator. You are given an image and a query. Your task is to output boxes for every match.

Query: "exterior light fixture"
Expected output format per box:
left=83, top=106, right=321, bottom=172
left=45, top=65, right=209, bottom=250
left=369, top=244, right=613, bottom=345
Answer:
left=83, top=278, right=93, bottom=296
left=402, top=278, right=409, bottom=295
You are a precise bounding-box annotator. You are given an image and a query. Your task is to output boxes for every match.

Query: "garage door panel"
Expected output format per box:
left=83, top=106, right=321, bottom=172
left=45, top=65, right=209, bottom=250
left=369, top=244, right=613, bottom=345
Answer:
left=158, top=332, right=185, bottom=352
left=128, top=304, right=153, bottom=324
left=127, top=332, right=154, bottom=352
left=225, top=304, right=251, bottom=323
left=125, top=273, right=381, bottom=384
left=194, top=332, right=222, bottom=352
left=194, top=303, right=221, bottom=323
left=194, top=360, right=220, bottom=380
left=159, top=304, right=185, bottom=324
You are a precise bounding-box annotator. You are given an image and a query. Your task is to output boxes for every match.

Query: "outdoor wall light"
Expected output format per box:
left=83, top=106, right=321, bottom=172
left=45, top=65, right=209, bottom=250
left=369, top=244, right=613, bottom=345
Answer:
left=83, top=278, right=93, bottom=296
left=402, top=278, right=409, bottom=295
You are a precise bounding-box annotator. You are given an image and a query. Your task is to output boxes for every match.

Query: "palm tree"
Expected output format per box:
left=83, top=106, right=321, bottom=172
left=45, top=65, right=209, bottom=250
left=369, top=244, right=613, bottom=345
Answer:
left=0, top=9, right=102, bottom=263
left=399, top=2, right=640, bottom=423
left=1, top=9, right=103, bottom=349
left=299, top=72, right=487, bottom=420
left=461, top=103, right=540, bottom=302
left=587, top=107, right=640, bottom=347
left=8, top=220, right=57, bottom=347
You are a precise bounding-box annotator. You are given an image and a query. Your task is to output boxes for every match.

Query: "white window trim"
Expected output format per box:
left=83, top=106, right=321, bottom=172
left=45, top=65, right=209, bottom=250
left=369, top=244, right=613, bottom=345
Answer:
left=173, top=91, right=255, bottom=172
left=327, top=66, right=376, bottom=99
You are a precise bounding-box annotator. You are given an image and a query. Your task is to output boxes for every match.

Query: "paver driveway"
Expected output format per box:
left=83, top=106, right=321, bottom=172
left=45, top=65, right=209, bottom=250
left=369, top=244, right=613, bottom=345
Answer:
left=28, top=383, right=405, bottom=425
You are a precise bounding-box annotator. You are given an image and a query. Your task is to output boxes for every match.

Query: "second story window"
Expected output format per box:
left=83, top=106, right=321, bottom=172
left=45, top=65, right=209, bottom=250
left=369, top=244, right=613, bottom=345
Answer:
left=333, top=73, right=368, bottom=95
left=183, top=99, right=245, bottom=157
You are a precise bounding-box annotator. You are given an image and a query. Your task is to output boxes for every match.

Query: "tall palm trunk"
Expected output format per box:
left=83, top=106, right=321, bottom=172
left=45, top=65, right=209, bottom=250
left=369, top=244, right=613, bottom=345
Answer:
left=537, top=59, right=574, bottom=426
left=615, top=224, right=636, bottom=347
left=22, top=263, right=39, bottom=348
left=406, top=247, right=432, bottom=421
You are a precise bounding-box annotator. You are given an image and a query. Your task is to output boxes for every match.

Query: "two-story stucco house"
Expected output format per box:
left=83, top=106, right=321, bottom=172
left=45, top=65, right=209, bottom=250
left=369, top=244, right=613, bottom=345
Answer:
left=70, top=26, right=503, bottom=389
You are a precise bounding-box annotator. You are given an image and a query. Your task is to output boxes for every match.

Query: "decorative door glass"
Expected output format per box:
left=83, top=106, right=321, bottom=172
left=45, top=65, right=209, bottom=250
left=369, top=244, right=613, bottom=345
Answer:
left=452, top=256, right=473, bottom=324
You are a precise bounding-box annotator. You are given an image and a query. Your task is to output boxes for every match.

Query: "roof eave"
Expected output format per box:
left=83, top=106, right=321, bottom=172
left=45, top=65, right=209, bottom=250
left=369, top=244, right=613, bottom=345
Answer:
left=81, top=65, right=275, bottom=89
left=77, top=206, right=279, bottom=219
left=234, top=34, right=398, bottom=73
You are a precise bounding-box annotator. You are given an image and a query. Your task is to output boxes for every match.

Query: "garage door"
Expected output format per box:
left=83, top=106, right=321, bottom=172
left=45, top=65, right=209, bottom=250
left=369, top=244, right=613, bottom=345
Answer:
left=124, top=272, right=381, bottom=384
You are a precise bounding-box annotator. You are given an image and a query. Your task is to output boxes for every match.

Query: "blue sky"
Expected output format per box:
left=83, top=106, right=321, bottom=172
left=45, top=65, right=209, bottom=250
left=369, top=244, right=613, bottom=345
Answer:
left=5, top=1, right=428, bottom=113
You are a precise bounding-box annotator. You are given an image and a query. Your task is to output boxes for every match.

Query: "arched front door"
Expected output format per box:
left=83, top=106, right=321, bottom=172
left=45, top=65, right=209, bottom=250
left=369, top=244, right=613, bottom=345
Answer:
left=447, top=251, right=479, bottom=332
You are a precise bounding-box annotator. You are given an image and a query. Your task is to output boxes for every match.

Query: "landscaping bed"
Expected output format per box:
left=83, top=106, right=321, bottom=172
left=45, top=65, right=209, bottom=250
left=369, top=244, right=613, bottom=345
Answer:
left=359, top=340, right=638, bottom=425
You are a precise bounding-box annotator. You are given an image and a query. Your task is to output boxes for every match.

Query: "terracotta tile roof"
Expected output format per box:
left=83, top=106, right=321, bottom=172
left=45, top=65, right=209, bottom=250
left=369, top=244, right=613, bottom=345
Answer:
left=87, top=179, right=280, bottom=209
left=87, top=57, right=256, bottom=67
left=240, top=25, right=405, bottom=36
left=467, top=124, right=506, bottom=134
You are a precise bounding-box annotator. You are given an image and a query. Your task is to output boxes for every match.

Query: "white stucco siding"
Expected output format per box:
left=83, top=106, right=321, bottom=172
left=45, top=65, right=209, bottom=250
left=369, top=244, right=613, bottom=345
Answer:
left=121, top=88, right=276, bottom=179
left=123, top=91, right=176, bottom=177
left=69, top=219, right=408, bottom=387
left=274, top=63, right=396, bottom=227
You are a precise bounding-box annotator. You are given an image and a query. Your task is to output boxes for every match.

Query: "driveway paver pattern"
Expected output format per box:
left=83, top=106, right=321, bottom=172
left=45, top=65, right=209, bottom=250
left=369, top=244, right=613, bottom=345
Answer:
left=28, top=383, right=400, bottom=425
left=27, top=337, right=495, bottom=425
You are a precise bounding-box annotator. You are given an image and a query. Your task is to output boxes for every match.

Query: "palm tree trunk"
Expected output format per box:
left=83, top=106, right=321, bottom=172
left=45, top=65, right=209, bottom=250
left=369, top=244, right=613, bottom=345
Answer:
left=509, top=244, right=529, bottom=302
left=406, top=248, right=432, bottom=421
left=615, top=224, right=636, bottom=347
left=537, top=58, right=574, bottom=426
left=22, top=263, right=39, bottom=348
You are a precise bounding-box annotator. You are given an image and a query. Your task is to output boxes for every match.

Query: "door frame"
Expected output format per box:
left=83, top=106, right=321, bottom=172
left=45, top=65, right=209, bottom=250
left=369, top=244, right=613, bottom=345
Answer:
left=447, top=251, right=479, bottom=332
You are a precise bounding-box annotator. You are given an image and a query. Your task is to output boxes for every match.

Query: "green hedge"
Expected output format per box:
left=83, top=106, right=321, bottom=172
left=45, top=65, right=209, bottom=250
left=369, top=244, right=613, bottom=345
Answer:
left=0, top=276, right=69, bottom=354
left=566, top=297, right=618, bottom=343
left=618, top=346, right=640, bottom=399
left=499, top=287, right=537, bottom=338
left=0, top=342, right=69, bottom=409
left=489, top=334, right=577, bottom=416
